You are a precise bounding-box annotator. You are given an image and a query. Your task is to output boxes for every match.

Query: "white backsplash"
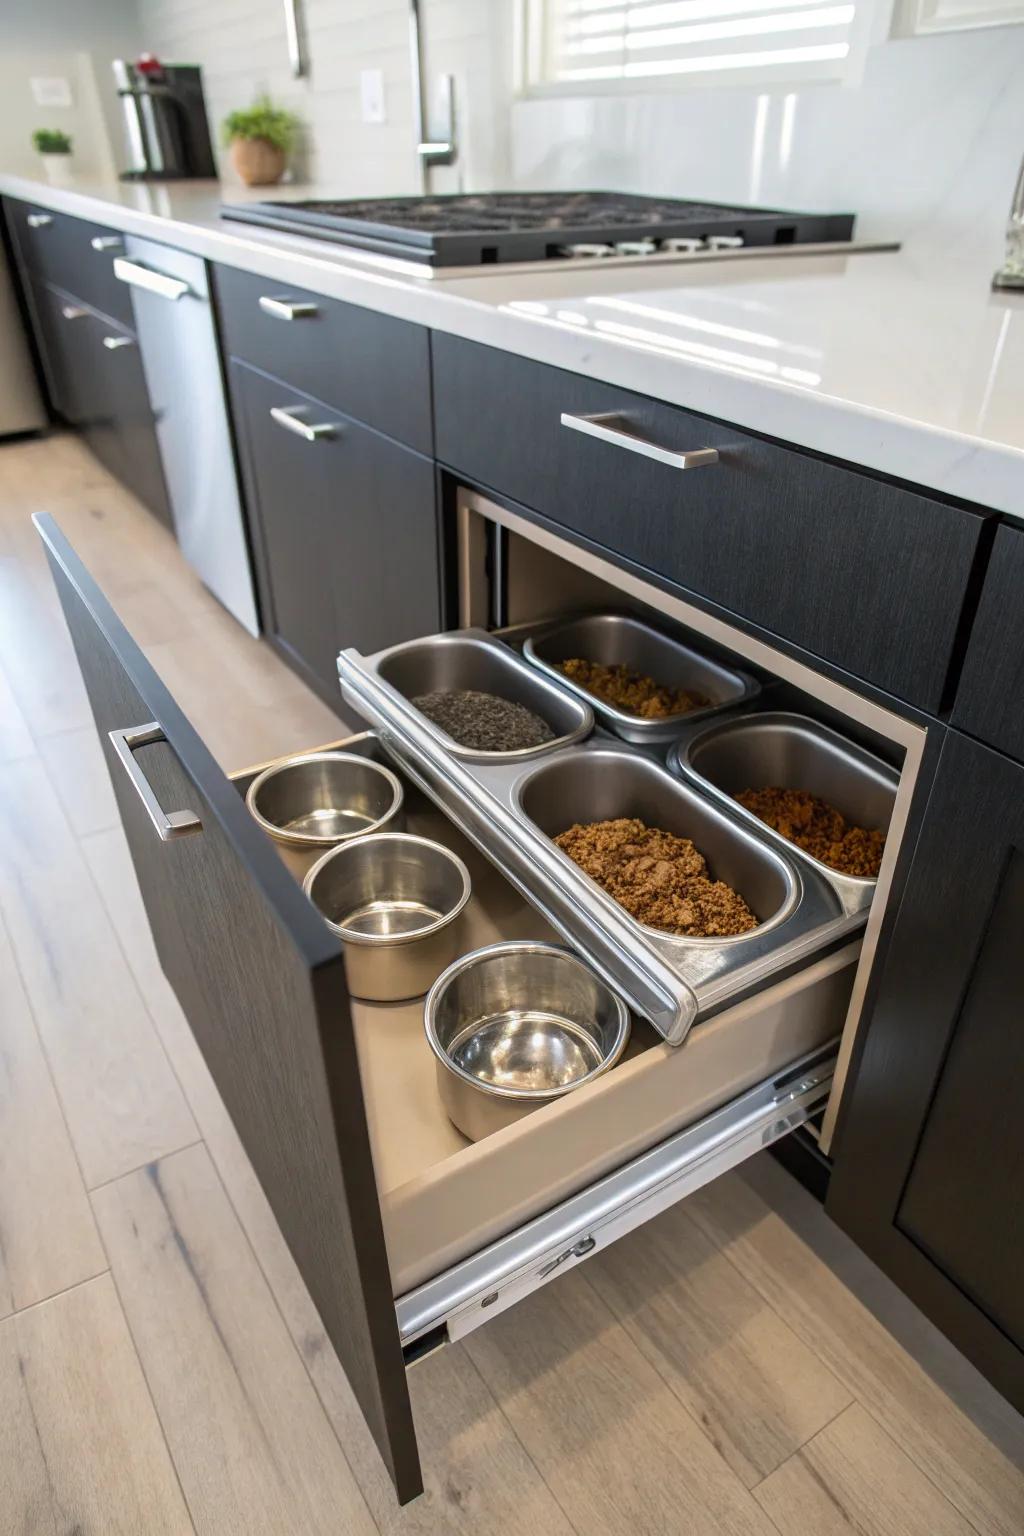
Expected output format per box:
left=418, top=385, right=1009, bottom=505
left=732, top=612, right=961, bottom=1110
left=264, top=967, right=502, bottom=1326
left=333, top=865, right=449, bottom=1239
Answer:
left=510, top=27, right=1024, bottom=253
left=136, top=0, right=511, bottom=192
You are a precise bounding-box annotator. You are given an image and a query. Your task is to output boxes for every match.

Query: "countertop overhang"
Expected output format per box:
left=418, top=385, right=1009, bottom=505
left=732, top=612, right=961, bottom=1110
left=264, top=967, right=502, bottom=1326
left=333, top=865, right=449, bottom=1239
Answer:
left=2, top=171, right=1022, bottom=519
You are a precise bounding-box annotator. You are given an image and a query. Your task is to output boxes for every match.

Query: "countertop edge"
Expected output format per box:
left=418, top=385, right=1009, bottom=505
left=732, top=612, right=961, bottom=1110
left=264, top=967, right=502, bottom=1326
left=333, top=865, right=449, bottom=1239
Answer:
left=3, top=172, right=1021, bottom=521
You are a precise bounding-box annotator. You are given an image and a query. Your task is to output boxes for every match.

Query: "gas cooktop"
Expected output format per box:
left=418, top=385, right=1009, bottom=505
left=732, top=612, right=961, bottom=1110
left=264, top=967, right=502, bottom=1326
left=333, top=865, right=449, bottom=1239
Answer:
left=221, top=190, right=856, bottom=269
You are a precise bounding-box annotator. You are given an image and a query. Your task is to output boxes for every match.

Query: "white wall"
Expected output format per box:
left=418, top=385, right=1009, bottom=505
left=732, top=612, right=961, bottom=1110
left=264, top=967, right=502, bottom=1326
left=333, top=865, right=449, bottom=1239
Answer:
left=135, top=0, right=512, bottom=191
left=2, top=0, right=141, bottom=176
left=510, top=25, right=1024, bottom=251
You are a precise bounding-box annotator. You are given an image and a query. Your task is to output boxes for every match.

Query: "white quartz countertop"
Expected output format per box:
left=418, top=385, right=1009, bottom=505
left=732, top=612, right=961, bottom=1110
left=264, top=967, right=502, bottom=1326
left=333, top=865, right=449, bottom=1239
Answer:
left=3, top=172, right=1022, bottom=519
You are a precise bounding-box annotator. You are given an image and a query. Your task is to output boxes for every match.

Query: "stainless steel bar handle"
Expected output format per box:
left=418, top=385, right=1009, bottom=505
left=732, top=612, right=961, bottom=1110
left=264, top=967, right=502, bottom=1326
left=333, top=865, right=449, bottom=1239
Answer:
left=258, top=295, right=318, bottom=320
left=270, top=404, right=338, bottom=442
left=61, top=304, right=87, bottom=320
left=26, top=212, right=53, bottom=228
left=102, top=335, right=135, bottom=350
left=91, top=234, right=124, bottom=252
left=283, top=0, right=306, bottom=77
left=113, top=256, right=190, bottom=302
left=108, top=723, right=202, bottom=840
left=560, top=412, right=719, bottom=471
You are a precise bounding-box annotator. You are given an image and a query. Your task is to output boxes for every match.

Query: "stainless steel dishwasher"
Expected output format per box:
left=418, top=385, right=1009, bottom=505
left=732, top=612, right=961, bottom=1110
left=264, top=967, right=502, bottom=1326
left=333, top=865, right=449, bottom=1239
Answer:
left=114, top=237, right=259, bottom=636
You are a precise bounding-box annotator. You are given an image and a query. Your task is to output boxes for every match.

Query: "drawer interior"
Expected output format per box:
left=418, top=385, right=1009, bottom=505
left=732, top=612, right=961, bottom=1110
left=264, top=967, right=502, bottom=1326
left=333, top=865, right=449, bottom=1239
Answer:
left=234, top=738, right=857, bottom=1298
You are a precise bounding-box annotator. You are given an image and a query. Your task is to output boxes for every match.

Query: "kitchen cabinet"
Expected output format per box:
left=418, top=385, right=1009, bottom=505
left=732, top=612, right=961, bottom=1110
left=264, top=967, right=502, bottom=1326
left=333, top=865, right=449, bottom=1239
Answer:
left=27, top=276, right=171, bottom=527
left=214, top=263, right=432, bottom=455
left=431, top=334, right=988, bottom=714
left=228, top=359, right=442, bottom=706
left=6, top=196, right=133, bottom=328
left=38, top=510, right=857, bottom=1503
left=828, top=728, right=1024, bottom=1412
left=952, top=522, right=1024, bottom=764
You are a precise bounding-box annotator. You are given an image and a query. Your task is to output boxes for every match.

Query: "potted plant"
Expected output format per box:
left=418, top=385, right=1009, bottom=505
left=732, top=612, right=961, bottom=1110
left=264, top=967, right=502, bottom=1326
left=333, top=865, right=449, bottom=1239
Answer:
left=221, top=98, right=299, bottom=187
left=32, top=129, right=73, bottom=185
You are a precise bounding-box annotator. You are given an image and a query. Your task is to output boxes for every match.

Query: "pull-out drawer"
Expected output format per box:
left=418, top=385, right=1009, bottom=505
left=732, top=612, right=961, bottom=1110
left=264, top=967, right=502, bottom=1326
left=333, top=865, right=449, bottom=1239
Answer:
left=36, top=511, right=863, bottom=1506
left=432, top=333, right=987, bottom=713
left=214, top=262, right=432, bottom=453
left=5, top=196, right=134, bottom=328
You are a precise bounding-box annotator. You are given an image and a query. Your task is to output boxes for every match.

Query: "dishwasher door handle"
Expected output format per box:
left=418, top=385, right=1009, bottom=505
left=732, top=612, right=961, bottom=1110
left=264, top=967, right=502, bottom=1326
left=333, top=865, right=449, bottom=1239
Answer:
left=270, top=404, right=339, bottom=442
left=258, top=294, right=318, bottom=320
left=560, top=412, right=719, bottom=471
left=114, top=257, right=190, bottom=302
left=108, top=724, right=202, bottom=840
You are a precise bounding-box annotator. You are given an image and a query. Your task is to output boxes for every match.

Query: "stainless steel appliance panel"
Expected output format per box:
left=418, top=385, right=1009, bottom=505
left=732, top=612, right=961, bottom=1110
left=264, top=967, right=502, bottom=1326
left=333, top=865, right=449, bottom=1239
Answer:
left=118, top=236, right=259, bottom=636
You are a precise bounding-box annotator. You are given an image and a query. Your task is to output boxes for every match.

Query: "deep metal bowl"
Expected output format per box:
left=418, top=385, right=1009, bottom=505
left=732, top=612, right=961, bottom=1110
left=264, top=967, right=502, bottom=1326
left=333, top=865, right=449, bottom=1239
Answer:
left=424, top=941, right=631, bottom=1140
left=524, top=612, right=758, bottom=743
left=246, top=751, right=404, bottom=849
left=304, top=832, right=471, bottom=1001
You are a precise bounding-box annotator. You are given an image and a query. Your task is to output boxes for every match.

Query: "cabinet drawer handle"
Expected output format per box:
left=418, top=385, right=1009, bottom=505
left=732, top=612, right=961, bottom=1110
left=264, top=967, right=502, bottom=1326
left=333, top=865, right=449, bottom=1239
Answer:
left=113, top=257, right=190, bottom=302
left=91, top=234, right=124, bottom=252
left=102, top=335, right=135, bottom=350
left=560, top=411, right=719, bottom=471
left=108, top=723, right=202, bottom=840
left=27, top=212, right=53, bottom=229
left=258, top=294, right=318, bottom=320
left=61, top=304, right=88, bottom=321
left=270, top=404, right=338, bottom=442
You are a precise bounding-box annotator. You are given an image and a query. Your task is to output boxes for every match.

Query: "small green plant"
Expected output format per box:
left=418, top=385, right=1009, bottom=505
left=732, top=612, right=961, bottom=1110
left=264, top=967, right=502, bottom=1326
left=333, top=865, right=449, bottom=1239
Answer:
left=32, top=128, right=72, bottom=154
left=221, top=97, right=298, bottom=153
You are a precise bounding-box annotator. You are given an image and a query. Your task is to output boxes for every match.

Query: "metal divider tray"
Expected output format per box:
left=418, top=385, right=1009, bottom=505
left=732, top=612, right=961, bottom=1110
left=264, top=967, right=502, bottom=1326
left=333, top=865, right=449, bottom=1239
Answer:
left=338, top=634, right=860, bottom=1047
left=669, top=708, right=899, bottom=917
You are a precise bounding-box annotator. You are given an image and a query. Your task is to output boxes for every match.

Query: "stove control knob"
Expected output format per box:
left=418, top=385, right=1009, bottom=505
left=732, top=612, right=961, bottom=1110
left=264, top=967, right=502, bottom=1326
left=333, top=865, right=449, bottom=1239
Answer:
left=614, top=238, right=658, bottom=257
left=557, top=242, right=615, bottom=258
left=707, top=235, right=745, bottom=250
left=660, top=236, right=705, bottom=254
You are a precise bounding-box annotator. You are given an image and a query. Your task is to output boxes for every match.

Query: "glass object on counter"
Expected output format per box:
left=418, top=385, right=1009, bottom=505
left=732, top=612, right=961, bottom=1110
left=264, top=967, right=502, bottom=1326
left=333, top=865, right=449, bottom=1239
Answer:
left=994, top=154, right=1024, bottom=290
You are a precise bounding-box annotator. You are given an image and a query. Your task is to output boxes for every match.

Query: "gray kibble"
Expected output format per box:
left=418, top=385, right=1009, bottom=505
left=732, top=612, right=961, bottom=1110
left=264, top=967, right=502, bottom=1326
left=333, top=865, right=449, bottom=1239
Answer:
left=412, top=689, right=555, bottom=752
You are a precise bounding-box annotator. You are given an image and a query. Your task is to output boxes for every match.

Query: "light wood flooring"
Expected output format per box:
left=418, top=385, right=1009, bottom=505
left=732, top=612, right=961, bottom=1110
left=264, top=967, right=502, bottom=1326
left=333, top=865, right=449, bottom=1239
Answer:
left=1, top=431, right=1022, bottom=1535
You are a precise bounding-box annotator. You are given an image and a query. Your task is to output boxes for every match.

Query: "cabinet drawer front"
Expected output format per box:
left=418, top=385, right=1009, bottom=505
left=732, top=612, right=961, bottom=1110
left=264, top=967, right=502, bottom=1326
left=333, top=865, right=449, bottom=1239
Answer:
left=952, top=522, right=1024, bottom=762
left=433, top=334, right=985, bottom=712
left=229, top=360, right=441, bottom=705
left=214, top=263, right=432, bottom=452
left=7, top=198, right=134, bottom=328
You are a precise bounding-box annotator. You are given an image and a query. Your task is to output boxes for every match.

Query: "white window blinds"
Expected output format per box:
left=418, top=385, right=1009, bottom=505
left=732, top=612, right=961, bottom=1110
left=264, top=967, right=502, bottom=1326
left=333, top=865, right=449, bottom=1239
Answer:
left=526, top=0, right=859, bottom=87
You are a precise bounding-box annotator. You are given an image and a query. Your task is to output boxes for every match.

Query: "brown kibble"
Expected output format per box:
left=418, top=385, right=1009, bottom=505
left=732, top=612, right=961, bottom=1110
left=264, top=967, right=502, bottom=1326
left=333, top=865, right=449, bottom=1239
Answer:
left=736, top=787, right=885, bottom=878
left=554, top=817, right=759, bottom=937
left=559, top=658, right=710, bottom=719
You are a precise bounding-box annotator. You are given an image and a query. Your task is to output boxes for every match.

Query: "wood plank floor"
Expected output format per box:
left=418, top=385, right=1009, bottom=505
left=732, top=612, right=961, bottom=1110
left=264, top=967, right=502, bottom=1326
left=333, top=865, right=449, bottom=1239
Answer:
left=1, top=431, right=1022, bottom=1535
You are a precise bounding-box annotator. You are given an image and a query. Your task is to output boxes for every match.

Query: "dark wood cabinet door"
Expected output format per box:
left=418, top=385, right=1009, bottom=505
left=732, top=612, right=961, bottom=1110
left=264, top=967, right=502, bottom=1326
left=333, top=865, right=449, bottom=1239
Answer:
left=952, top=523, right=1024, bottom=764
left=829, top=729, right=1024, bottom=1411
left=229, top=359, right=442, bottom=706
left=35, top=513, right=423, bottom=1503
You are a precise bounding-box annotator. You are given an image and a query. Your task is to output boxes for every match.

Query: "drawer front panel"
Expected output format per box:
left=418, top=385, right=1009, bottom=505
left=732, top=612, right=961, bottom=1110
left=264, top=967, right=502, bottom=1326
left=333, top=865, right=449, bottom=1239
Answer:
left=952, top=522, right=1024, bottom=762
left=433, top=334, right=985, bottom=712
left=214, top=262, right=432, bottom=452
left=7, top=197, right=134, bottom=328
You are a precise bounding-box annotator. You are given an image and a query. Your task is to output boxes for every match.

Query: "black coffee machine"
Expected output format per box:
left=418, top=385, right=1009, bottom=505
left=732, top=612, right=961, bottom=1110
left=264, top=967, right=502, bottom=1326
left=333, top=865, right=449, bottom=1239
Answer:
left=113, top=56, right=216, bottom=181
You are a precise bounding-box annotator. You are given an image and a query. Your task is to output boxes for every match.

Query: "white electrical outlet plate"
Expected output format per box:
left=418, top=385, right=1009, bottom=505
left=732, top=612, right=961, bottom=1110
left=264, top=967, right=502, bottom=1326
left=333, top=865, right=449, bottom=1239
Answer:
left=359, top=68, right=386, bottom=124
left=31, top=77, right=73, bottom=108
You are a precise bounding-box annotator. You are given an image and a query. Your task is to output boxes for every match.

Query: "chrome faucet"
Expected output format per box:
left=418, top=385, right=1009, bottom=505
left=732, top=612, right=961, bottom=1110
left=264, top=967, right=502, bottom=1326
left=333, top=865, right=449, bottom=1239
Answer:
left=993, top=154, right=1024, bottom=290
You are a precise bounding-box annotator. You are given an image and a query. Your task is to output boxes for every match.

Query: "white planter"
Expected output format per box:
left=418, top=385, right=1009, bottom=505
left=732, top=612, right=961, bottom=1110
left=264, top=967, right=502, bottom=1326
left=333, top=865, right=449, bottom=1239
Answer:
left=39, top=153, right=73, bottom=186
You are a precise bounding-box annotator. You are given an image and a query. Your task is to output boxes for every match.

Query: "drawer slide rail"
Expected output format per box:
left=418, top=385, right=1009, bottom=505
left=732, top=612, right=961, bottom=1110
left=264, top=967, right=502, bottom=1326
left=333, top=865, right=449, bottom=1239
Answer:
left=397, top=1043, right=836, bottom=1351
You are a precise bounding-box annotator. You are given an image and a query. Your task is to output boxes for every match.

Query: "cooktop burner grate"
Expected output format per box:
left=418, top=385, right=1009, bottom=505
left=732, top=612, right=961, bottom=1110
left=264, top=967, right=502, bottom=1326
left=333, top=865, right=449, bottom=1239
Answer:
left=221, top=190, right=856, bottom=267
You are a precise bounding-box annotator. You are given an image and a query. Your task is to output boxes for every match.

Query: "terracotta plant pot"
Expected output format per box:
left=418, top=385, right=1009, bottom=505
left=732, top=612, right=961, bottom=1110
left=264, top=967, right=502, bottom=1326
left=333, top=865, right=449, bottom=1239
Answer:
left=229, top=137, right=286, bottom=187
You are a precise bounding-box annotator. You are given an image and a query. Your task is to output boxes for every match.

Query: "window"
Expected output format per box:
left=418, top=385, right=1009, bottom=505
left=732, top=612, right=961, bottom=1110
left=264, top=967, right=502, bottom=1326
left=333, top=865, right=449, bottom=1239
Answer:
left=891, top=0, right=1024, bottom=34
left=520, top=0, right=868, bottom=91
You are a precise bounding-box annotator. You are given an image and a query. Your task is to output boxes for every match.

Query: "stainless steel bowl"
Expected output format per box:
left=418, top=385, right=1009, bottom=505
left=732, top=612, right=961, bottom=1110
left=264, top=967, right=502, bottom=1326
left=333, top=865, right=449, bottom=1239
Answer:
left=246, top=751, right=404, bottom=849
left=374, top=630, right=593, bottom=762
left=424, top=941, right=631, bottom=1141
left=524, top=612, right=758, bottom=743
left=670, top=711, right=898, bottom=915
left=304, top=832, right=471, bottom=1001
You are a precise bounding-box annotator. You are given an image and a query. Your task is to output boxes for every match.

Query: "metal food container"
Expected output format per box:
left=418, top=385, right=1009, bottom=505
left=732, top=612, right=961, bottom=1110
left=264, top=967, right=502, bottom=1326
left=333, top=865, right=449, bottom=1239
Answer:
left=424, top=941, right=631, bottom=1141
left=303, top=832, right=471, bottom=1001
left=518, top=746, right=799, bottom=941
left=670, top=711, right=899, bottom=915
left=246, top=751, right=404, bottom=848
left=372, top=628, right=593, bottom=763
left=523, top=612, right=758, bottom=743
